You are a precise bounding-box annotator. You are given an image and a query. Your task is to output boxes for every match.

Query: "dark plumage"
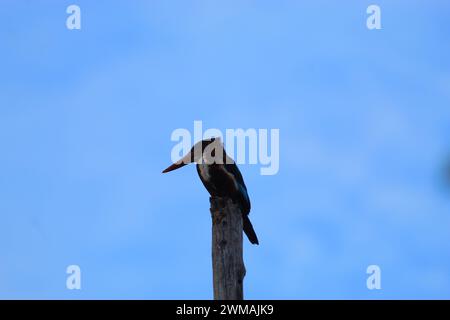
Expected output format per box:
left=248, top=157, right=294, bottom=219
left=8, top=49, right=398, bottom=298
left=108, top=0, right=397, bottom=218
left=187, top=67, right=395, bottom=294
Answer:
left=163, top=138, right=259, bottom=245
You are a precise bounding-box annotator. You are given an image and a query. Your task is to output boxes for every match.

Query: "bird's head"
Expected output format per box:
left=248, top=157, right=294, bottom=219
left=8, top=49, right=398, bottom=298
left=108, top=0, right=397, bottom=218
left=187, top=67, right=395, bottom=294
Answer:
left=162, top=137, right=225, bottom=173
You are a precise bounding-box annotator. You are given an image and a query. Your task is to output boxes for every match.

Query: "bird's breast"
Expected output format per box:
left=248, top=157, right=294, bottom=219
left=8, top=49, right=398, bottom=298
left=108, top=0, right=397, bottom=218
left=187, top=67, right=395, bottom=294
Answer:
left=197, top=164, right=240, bottom=195
left=197, top=163, right=211, bottom=182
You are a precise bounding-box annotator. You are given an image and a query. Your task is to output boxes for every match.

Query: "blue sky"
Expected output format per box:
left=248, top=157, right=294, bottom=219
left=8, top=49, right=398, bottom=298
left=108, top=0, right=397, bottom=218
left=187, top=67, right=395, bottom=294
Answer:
left=1, top=0, right=450, bottom=299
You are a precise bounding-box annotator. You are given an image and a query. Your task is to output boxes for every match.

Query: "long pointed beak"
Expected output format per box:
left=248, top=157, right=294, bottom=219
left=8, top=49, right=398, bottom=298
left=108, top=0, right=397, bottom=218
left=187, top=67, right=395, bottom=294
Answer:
left=162, top=161, right=187, bottom=173
left=162, top=152, right=192, bottom=173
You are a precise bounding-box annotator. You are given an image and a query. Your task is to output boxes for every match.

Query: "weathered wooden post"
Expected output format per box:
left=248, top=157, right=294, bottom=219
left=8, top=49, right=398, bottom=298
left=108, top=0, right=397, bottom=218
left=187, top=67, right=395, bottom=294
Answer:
left=210, top=196, right=246, bottom=300
left=162, top=138, right=257, bottom=299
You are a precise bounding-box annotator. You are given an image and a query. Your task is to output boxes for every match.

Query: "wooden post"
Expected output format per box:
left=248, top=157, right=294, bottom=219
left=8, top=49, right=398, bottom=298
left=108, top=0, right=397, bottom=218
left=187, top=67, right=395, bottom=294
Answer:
left=210, top=197, right=246, bottom=300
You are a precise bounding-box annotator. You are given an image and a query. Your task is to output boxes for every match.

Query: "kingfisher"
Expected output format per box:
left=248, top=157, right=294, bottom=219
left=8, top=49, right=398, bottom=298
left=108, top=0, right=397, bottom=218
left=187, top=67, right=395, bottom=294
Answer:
left=162, top=138, right=259, bottom=245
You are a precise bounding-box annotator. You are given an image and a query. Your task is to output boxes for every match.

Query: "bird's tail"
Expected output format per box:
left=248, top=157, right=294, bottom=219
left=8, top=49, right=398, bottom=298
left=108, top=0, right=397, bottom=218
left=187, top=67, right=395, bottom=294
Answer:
left=243, top=215, right=259, bottom=245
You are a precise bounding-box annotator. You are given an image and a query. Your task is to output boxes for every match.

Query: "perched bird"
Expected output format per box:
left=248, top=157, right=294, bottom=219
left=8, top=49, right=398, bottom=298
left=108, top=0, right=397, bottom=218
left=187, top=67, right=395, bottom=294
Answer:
left=162, top=138, right=259, bottom=245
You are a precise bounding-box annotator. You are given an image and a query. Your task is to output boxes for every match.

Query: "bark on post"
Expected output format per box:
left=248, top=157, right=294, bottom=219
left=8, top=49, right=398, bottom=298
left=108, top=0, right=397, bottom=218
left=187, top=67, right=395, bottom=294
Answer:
left=210, top=196, right=246, bottom=300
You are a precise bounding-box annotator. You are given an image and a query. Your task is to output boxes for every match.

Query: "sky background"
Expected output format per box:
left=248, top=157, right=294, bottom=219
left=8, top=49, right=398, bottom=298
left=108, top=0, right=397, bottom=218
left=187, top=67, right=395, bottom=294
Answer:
left=1, top=0, right=450, bottom=299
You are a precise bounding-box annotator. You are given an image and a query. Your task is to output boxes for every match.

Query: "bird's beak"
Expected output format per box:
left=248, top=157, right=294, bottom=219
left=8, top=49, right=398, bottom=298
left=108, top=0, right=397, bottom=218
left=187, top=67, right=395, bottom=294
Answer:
left=162, top=161, right=187, bottom=173
left=162, top=152, right=192, bottom=173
